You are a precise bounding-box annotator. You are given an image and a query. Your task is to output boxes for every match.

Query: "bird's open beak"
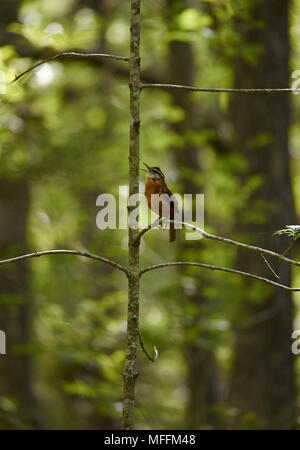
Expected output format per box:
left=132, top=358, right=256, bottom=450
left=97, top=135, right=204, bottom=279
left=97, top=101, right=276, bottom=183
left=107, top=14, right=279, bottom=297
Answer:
left=141, top=162, right=150, bottom=173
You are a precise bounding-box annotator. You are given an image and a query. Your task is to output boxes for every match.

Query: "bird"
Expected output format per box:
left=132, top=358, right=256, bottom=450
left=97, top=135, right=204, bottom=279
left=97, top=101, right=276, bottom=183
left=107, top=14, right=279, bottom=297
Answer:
left=143, top=163, right=177, bottom=242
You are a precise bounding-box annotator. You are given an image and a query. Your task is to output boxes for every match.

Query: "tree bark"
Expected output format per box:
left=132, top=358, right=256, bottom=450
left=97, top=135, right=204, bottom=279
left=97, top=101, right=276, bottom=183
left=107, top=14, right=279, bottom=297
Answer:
left=122, top=0, right=141, bottom=431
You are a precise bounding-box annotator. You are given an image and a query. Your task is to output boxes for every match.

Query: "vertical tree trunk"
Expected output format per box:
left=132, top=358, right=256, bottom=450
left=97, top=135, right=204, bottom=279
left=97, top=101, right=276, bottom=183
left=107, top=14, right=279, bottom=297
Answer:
left=229, top=0, right=296, bottom=429
left=0, top=0, right=37, bottom=429
left=122, top=0, right=141, bottom=431
left=166, top=0, right=220, bottom=429
left=0, top=179, right=36, bottom=428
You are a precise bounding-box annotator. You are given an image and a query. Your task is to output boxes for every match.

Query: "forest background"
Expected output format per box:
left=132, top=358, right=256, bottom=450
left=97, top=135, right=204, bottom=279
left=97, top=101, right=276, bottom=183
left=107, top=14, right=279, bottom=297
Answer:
left=0, top=0, right=300, bottom=430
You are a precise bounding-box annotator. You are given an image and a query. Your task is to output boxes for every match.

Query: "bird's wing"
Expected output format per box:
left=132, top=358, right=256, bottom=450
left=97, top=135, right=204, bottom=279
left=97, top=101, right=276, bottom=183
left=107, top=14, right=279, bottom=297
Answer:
left=161, top=184, right=179, bottom=214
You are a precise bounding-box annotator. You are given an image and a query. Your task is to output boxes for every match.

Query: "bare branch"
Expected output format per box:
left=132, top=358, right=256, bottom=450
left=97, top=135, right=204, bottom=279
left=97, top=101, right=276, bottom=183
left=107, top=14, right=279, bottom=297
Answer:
left=138, top=330, right=158, bottom=362
left=141, top=83, right=300, bottom=94
left=133, top=218, right=161, bottom=245
left=11, top=51, right=129, bottom=84
left=140, top=262, right=300, bottom=292
left=0, top=249, right=128, bottom=274
left=260, top=253, right=280, bottom=279
left=282, top=239, right=297, bottom=256
left=172, top=220, right=300, bottom=269
left=234, top=300, right=284, bottom=330
left=137, top=219, right=300, bottom=269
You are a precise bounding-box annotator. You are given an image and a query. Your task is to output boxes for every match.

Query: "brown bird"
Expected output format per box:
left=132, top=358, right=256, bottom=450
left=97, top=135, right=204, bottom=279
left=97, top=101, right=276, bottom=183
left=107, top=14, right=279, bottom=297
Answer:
left=143, top=163, right=177, bottom=242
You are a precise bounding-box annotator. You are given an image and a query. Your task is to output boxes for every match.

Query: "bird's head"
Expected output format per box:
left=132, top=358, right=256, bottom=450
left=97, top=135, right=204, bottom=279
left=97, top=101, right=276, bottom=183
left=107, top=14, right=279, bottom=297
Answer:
left=143, top=163, right=165, bottom=180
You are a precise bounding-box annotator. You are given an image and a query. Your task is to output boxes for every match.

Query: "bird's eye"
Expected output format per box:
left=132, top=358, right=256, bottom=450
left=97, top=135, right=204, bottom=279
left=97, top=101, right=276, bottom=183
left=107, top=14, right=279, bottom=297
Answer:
left=151, top=167, right=164, bottom=177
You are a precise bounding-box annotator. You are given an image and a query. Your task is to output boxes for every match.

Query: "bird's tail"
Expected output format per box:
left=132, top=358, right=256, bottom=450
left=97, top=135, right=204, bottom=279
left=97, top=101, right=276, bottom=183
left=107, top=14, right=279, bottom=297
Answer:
left=169, top=222, right=176, bottom=242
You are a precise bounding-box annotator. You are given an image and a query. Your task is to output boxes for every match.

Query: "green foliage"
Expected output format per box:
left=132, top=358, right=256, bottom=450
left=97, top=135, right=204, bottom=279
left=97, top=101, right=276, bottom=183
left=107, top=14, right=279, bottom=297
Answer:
left=273, top=225, right=300, bottom=240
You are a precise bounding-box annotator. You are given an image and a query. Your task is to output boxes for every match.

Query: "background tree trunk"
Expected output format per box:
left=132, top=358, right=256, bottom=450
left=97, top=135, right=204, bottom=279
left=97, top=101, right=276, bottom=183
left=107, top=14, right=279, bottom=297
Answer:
left=0, top=0, right=38, bottom=429
left=229, top=0, right=296, bottom=429
left=166, top=0, right=221, bottom=429
left=0, top=179, right=36, bottom=428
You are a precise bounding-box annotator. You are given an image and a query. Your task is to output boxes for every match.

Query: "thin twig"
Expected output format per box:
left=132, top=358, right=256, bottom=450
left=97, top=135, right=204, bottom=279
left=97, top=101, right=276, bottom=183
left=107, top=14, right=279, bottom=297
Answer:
left=137, top=219, right=300, bottom=269
left=260, top=252, right=280, bottom=279
left=282, top=239, right=297, bottom=256
left=0, top=249, right=128, bottom=274
left=11, top=51, right=129, bottom=84
left=140, top=262, right=300, bottom=292
left=138, top=330, right=158, bottom=362
left=234, top=299, right=284, bottom=330
left=133, top=218, right=162, bottom=245
left=141, top=83, right=300, bottom=94
left=173, top=220, right=300, bottom=268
